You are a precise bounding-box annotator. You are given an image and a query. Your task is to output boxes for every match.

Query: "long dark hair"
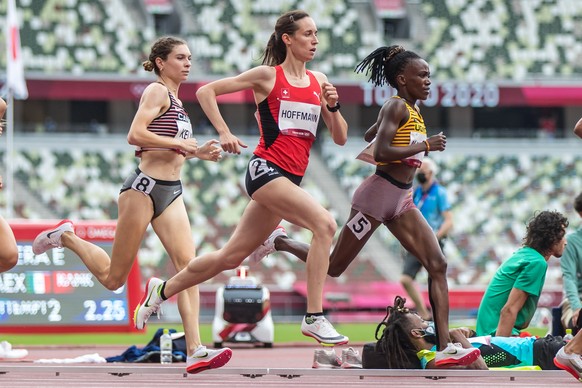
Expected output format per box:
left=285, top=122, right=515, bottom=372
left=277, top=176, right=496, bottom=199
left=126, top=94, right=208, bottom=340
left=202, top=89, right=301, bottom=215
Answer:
left=523, top=210, right=568, bottom=256
left=261, top=10, right=310, bottom=66
left=376, top=296, right=421, bottom=369
left=355, top=45, right=421, bottom=89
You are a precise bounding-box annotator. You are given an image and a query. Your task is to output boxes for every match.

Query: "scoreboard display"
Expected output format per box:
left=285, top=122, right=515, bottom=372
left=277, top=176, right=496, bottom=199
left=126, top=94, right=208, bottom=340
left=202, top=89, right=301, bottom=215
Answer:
left=0, top=221, right=141, bottom=333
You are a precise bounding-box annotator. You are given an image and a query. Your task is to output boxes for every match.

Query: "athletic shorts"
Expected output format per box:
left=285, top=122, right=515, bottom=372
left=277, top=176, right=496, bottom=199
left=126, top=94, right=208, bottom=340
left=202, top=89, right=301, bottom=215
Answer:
left=120, top=168, right=182, bottom=219
left=244, top=155, right=302, bottom=198
left=351, top=170, right=415, bottom=224
left=533, top=335, right=566, bottom=370
left=402, top=239, right=445, bottom=279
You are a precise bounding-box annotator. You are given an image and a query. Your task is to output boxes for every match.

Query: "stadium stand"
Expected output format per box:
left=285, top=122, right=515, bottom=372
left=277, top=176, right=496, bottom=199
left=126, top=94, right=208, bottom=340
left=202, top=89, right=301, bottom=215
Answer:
left=178, top=0, right=369, bottom=77
left=14, top=0, right=154, bottom=75
left=415, top=0, right=582, bottom=81
left=1, top=0, right=581, bottom=80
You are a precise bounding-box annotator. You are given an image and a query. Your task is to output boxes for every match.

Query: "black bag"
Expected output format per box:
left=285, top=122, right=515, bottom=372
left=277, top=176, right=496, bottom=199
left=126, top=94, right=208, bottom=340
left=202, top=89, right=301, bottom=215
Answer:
left=362, top=342, right=388, bottom=369
left=362, top=308, right=390, bottom=369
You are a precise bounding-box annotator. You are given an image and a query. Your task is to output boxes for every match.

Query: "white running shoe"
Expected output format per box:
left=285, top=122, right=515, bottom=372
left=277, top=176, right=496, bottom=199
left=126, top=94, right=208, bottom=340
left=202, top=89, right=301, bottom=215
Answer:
left=312, top=348, right=342, bottom=369
left=341, top=347, right=362, bottom=369
left=554, top=346, right=582, bottom=382
left=133, top=277, right=165, bottom=330
left=0, top=341, right=28, bottom=359
left=32, top=220, right=74, bottom=254
left=186, top=346, right=232, bottom=374
left=301, top=315, right=349, bottom=346
left=249, top=226, right=287, bottom=264
left=435, top=343, right=481, bottom=367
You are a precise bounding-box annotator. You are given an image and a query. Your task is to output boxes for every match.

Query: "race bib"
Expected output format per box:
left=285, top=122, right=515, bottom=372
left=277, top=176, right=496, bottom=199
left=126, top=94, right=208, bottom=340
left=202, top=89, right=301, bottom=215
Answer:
left=347, top=212, right=372, bottom=240
left=403, top=131, right=427, bottom=167
left=278, top=100, right=321, bottom=139
left=131, top=172, right=155, bottom=194
left=248, top=157, right=274, bottom=181
left=175, top=119, right=192, bottom=140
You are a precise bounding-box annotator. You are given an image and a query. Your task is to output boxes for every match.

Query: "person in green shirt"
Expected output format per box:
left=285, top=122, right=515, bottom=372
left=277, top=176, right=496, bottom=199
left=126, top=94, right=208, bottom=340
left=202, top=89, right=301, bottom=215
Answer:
left=476, top=210, right=569, bottom=337
left=560, top=192, right=582, bottom=333
left=365, top=295, right=567, bottom=371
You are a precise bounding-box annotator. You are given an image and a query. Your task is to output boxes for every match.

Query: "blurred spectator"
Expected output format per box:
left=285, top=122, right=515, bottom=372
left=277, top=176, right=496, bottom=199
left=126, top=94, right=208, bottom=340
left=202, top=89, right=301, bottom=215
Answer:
left=44, top=116, right=57, bottom=132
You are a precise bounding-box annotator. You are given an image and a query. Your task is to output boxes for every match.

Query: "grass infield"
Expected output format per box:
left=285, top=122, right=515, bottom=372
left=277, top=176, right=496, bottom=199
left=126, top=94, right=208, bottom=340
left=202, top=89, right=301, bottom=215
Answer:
left=3, top=323, right=548, bottom=347
left=3, top=322, right=379, bottom=346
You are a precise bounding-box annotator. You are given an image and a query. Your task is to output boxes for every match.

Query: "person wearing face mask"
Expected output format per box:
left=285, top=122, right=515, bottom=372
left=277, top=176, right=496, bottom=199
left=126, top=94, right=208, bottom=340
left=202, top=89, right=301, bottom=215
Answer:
left=400, top=157, right=453, bottom=321
left=367, top=296, right=567, bottom=370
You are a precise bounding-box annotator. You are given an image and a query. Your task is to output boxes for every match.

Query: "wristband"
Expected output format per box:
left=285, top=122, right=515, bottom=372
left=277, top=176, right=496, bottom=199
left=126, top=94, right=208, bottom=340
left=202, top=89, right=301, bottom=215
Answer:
left=424, top=140, right=430, bottom=155
left=326, top=102, right=341, bottom=112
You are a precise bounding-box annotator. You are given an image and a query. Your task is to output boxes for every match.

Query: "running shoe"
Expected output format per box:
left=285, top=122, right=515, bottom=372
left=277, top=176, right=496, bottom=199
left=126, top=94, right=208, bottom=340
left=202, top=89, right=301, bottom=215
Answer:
left=435, top=343, right=481, bottom=367
left=554, top=346, right=582, bottom=382
left=32, top=220, right=74, bottom=254
left=248, top=226, right=287, bottom=264
left=312, top=348, right=342, bottom=369
left=186, top=346, right=232, bottom=374
left=133, top=277, right=165, bottom=330
left=341, top=347, right=363, bottom=369
left=301, top=315, right=349, bottom=346
left=0, top=341, right=28, bottom=359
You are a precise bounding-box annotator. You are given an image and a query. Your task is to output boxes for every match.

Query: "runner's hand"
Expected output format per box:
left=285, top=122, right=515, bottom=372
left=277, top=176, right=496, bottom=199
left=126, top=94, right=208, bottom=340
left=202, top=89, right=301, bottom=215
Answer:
left=219, top=132, right=247, bottom=154
left=194, top=139, right=222, bottom=162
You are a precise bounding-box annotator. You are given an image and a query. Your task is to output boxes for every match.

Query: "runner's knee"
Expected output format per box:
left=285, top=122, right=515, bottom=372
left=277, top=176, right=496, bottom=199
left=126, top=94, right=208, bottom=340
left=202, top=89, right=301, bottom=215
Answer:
left=400, top=274, right=414, bottom=286
left=424, top=255, right=447, bottom=277
left=172, top=255, right=194, bottom=271
left=328, top=263, right=347, bottom=278
left=0, top=251, right=18, bottom=272
left=221, top=249, right=247, bottom=270
left=103, top=277, right=127, bottom=291
left=311, top=213, right=337, bottom=240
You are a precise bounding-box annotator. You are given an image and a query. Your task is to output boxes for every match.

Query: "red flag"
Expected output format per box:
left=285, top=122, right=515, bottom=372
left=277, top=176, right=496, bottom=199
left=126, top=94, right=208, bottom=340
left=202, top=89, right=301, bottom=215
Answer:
left=6, top=0, right=28, bottom=99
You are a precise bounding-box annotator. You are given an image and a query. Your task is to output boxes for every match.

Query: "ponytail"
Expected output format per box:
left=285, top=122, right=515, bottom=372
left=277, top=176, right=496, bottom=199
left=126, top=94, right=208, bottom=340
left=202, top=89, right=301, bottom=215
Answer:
left=261, top=32, right=286, bottom=66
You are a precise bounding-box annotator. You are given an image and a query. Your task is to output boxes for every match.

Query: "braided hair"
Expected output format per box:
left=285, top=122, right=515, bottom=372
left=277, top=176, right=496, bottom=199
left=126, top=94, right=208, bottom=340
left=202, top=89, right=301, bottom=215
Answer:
left=376, top=296, right=422, bottom=369
left=355, top=45, right=421, bottom=89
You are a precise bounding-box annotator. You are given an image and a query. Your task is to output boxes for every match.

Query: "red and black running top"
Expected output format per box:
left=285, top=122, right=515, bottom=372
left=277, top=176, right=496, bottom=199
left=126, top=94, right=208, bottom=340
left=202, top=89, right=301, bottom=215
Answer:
left=253, top=65, right=322, bottom=176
